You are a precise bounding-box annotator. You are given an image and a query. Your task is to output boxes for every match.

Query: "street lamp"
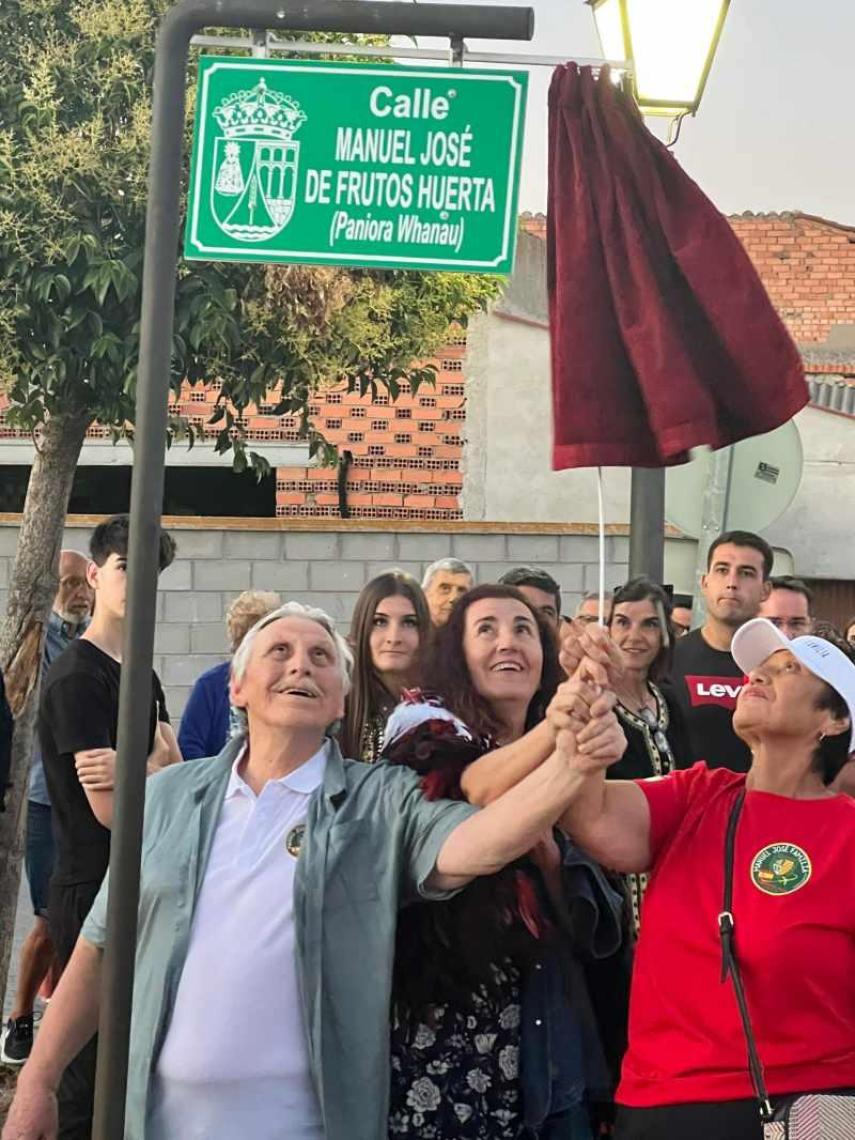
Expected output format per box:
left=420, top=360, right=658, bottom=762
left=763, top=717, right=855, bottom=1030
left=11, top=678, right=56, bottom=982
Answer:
left=589, top=0, right=730, bottom=117
left=587, top=0, right=731, bottom=582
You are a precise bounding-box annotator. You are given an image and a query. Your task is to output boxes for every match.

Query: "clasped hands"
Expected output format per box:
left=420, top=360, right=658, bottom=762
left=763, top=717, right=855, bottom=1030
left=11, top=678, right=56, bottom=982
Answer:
left=547, top=620, right=626, bottom=774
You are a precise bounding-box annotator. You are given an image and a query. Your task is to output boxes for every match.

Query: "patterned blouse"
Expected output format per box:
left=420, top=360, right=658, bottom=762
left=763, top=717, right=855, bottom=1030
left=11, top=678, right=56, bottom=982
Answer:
left=613, top=682, right=677, bottom=934
left=359, top=712, right=387, bottom=764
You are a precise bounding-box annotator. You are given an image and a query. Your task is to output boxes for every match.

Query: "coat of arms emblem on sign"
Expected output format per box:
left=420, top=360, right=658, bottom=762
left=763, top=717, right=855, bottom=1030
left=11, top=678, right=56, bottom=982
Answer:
left=211, top=77, right=307, bottom=242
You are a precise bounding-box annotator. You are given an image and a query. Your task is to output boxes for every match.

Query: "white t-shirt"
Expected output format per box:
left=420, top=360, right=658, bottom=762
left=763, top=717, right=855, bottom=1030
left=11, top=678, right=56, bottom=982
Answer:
left=147, top=745, right=328, bottom=1140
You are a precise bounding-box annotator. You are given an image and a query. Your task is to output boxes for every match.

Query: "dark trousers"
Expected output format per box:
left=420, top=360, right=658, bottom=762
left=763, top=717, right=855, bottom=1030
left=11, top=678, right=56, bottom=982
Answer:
left=48, top=879, right=103, bottom=1140
left=25, top=801, right=55, bottom=917
left=615, top=1099, right=763, bottom=1140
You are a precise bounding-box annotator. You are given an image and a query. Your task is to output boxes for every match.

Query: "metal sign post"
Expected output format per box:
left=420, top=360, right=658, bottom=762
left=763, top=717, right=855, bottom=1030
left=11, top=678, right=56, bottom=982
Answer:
left=628, top=467, right=665, bottom=582
left=92, top=4, right=533, bottom=1138
left=184, top=57, right=528, bottom=273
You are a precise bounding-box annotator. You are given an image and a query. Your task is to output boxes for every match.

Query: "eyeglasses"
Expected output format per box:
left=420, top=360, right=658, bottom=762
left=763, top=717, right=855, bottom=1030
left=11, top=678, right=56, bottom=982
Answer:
left=767, top=617, right=812, bottom=635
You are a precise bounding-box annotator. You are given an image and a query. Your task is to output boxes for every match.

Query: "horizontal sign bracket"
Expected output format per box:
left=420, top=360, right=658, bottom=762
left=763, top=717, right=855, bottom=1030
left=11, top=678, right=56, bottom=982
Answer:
left=189, top=33, right=631, bottom=73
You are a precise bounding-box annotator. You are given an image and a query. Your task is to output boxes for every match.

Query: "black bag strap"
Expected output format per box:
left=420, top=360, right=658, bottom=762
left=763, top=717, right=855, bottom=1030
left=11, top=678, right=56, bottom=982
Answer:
left=718, top=790, right=774, bottom=1124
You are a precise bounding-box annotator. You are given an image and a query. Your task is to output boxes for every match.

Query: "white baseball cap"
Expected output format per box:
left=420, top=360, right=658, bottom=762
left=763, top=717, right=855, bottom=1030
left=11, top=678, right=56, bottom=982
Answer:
left=732, top=618, right=855, bottom=753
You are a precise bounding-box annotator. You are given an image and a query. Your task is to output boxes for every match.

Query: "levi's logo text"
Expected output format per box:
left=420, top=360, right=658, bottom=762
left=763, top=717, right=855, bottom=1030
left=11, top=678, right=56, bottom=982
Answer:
left=684, top=675, right=747, bottom=709
left=751, top=843, right=812, bottom=895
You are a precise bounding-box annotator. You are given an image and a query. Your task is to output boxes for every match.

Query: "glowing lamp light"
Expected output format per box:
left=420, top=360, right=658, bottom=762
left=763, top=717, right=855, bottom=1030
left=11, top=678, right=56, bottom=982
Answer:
left=589, top=0, right=731, bottom=117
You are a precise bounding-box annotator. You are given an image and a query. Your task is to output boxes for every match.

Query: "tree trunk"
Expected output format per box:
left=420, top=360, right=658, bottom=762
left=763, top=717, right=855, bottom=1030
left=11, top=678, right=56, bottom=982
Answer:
left=0, top=410, right=91, bottom=1009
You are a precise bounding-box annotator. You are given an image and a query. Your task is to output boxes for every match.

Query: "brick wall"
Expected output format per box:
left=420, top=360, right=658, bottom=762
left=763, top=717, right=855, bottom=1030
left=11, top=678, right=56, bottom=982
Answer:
left=520, top=210, right=855, bottom=357
left=729, top=213, right=855, bottom=349
left=0, top=334, right=469, bottom=522
left=275, top=339, right=467, bottom=520
left=0, top=521, right=629, bottom=723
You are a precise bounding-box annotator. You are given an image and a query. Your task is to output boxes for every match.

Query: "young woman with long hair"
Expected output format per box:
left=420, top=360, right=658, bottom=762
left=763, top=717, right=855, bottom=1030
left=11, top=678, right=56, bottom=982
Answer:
left=607, top=577, right=692, bottom=784
left=381, top=584, right=627, bottom=1140
left=340, top=571, right=430, bottom=762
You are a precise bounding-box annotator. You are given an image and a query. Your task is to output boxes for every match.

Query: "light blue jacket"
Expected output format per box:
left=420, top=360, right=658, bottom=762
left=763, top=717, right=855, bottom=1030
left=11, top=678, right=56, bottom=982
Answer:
left=82, top=737, right=475, bottom=1140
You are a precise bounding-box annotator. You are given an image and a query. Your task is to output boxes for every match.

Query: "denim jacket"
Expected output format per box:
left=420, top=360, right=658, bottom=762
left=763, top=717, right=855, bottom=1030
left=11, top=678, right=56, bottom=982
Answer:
left=520, top=835, right=626, bottom=1137
left=82, top=739, right=475, bottom=1140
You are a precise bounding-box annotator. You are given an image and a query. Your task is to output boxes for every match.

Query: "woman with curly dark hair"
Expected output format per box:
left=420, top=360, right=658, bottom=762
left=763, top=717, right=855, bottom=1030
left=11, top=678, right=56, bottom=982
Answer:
left=382, top=585, right=627, bottom=1140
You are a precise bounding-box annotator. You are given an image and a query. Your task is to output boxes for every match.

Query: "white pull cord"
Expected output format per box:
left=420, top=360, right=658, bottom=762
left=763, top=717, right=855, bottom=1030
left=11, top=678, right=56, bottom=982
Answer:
left=597, top=465, right=606, bottom=624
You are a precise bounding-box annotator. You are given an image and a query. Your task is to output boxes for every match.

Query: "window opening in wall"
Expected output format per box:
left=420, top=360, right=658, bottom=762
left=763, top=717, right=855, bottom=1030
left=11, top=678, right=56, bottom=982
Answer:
left=0, top=465, right=275, bottom=517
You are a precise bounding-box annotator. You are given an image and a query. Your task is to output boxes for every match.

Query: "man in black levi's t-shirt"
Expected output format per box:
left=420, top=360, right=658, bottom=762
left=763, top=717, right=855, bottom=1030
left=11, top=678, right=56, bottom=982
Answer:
left=38, top=514, right=181, bottom=1140
left=665, top=531, right=773, bottom=773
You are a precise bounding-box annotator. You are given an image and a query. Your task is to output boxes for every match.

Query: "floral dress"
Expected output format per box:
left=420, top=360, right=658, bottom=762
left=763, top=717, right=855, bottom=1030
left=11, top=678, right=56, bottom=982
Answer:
left=389, top=962, right=525, bottom=1139
left=383, top=694, right=530, bottom=1139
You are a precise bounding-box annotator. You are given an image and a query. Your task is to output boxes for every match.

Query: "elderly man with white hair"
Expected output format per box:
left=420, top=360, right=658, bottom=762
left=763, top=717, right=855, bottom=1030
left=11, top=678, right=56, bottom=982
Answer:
left=421, top=556, right=474, bottom=626
left=4, top=601, right=624, bottom=1140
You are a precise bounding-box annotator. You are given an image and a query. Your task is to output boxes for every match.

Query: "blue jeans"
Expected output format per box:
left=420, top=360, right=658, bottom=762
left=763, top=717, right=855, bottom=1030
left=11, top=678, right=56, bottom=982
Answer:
left=25, top=801, right=55, bottom=917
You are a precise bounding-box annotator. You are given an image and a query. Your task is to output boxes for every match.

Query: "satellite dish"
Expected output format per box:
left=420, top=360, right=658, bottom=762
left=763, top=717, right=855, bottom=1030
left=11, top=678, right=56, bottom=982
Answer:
left=665, top=420, right=804, bottom=539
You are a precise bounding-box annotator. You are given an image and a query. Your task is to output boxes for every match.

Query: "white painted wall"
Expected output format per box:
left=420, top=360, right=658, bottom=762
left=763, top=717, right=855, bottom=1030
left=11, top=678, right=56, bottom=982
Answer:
left=462, top=308, right=854, bottom=581
left=462, top=309, right=632, bottom=526
left=763, top=406, right=855, bottom=579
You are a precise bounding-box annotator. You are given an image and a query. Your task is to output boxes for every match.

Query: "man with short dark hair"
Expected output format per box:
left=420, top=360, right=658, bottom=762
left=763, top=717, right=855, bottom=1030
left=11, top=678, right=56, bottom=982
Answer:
left=498, top=566, right=562, bottom=633
left=670, top=593, right=693, bottom=638
left=37, top=515, right=180, bottom=1138
left=2, top=552, right=93, bottom=1067
left=666, top=530, right=773, bottom=772
left=575, top=591, right=613, bottom=626
left=759, top=575, right=814, bottom=638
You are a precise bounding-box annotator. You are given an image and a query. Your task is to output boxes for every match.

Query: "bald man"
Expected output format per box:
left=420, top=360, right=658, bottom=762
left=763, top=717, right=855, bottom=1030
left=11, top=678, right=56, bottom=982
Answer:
left=2, top=551, right=93, bottom=1067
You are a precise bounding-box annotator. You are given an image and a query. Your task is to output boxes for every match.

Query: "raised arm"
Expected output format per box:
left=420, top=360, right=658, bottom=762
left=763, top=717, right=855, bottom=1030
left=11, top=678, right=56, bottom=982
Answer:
left=432, top=741, right=591, bottom=890
left=460, top=719, right=556, bottom=806
left=461, top=629, right=626, bottom=808
left=432, top=696, right=626, bottom=889
left=2, top=938, right=102, bottom=1140
left=556, top=730, right=652, bottom=873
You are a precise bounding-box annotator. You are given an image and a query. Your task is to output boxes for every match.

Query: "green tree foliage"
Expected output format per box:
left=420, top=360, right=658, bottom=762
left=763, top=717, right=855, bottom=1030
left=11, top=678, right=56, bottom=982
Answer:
left=0, top=0, right=498, bottom=471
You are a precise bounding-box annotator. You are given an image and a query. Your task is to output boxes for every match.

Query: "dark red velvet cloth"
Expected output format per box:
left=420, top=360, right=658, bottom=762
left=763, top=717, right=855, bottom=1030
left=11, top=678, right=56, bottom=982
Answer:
left=548, top=64, right=808, bottom=469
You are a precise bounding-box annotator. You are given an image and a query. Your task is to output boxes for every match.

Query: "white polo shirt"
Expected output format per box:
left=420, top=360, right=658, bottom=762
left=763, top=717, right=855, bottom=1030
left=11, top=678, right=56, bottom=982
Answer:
left=147, top=744, right=328, bottom=1140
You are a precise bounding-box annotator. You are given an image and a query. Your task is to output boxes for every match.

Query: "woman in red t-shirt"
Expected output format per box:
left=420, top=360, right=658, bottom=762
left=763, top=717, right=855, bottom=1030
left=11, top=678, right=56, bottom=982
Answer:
left=558, top=617, right=855, bottom=1140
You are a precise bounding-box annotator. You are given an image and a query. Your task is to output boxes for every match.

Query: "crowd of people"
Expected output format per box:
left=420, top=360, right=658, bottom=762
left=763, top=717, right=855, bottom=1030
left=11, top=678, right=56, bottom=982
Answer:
left=1, top=517, right=854, bottom=1140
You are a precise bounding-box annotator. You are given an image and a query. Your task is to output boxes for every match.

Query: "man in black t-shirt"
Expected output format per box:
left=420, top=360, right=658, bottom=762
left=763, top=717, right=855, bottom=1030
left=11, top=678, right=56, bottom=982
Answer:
left=666, top=530, right=773, bottom=772
left=38, top=514, right=181, bottom=1140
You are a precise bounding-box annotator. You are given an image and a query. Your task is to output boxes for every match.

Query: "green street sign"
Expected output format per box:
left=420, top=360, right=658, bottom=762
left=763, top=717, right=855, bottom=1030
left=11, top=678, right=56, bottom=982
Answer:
left=184, top=57, right=527, bottom=274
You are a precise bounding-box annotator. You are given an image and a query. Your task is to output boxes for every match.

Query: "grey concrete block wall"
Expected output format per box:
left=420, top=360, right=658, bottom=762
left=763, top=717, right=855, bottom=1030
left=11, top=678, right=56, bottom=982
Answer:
left=2, top=524, right=629, bottom=725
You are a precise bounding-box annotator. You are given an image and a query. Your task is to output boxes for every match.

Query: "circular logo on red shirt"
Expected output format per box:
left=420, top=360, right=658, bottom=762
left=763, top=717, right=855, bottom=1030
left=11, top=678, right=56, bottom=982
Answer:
left=750, top=843, right=812, bottom=895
